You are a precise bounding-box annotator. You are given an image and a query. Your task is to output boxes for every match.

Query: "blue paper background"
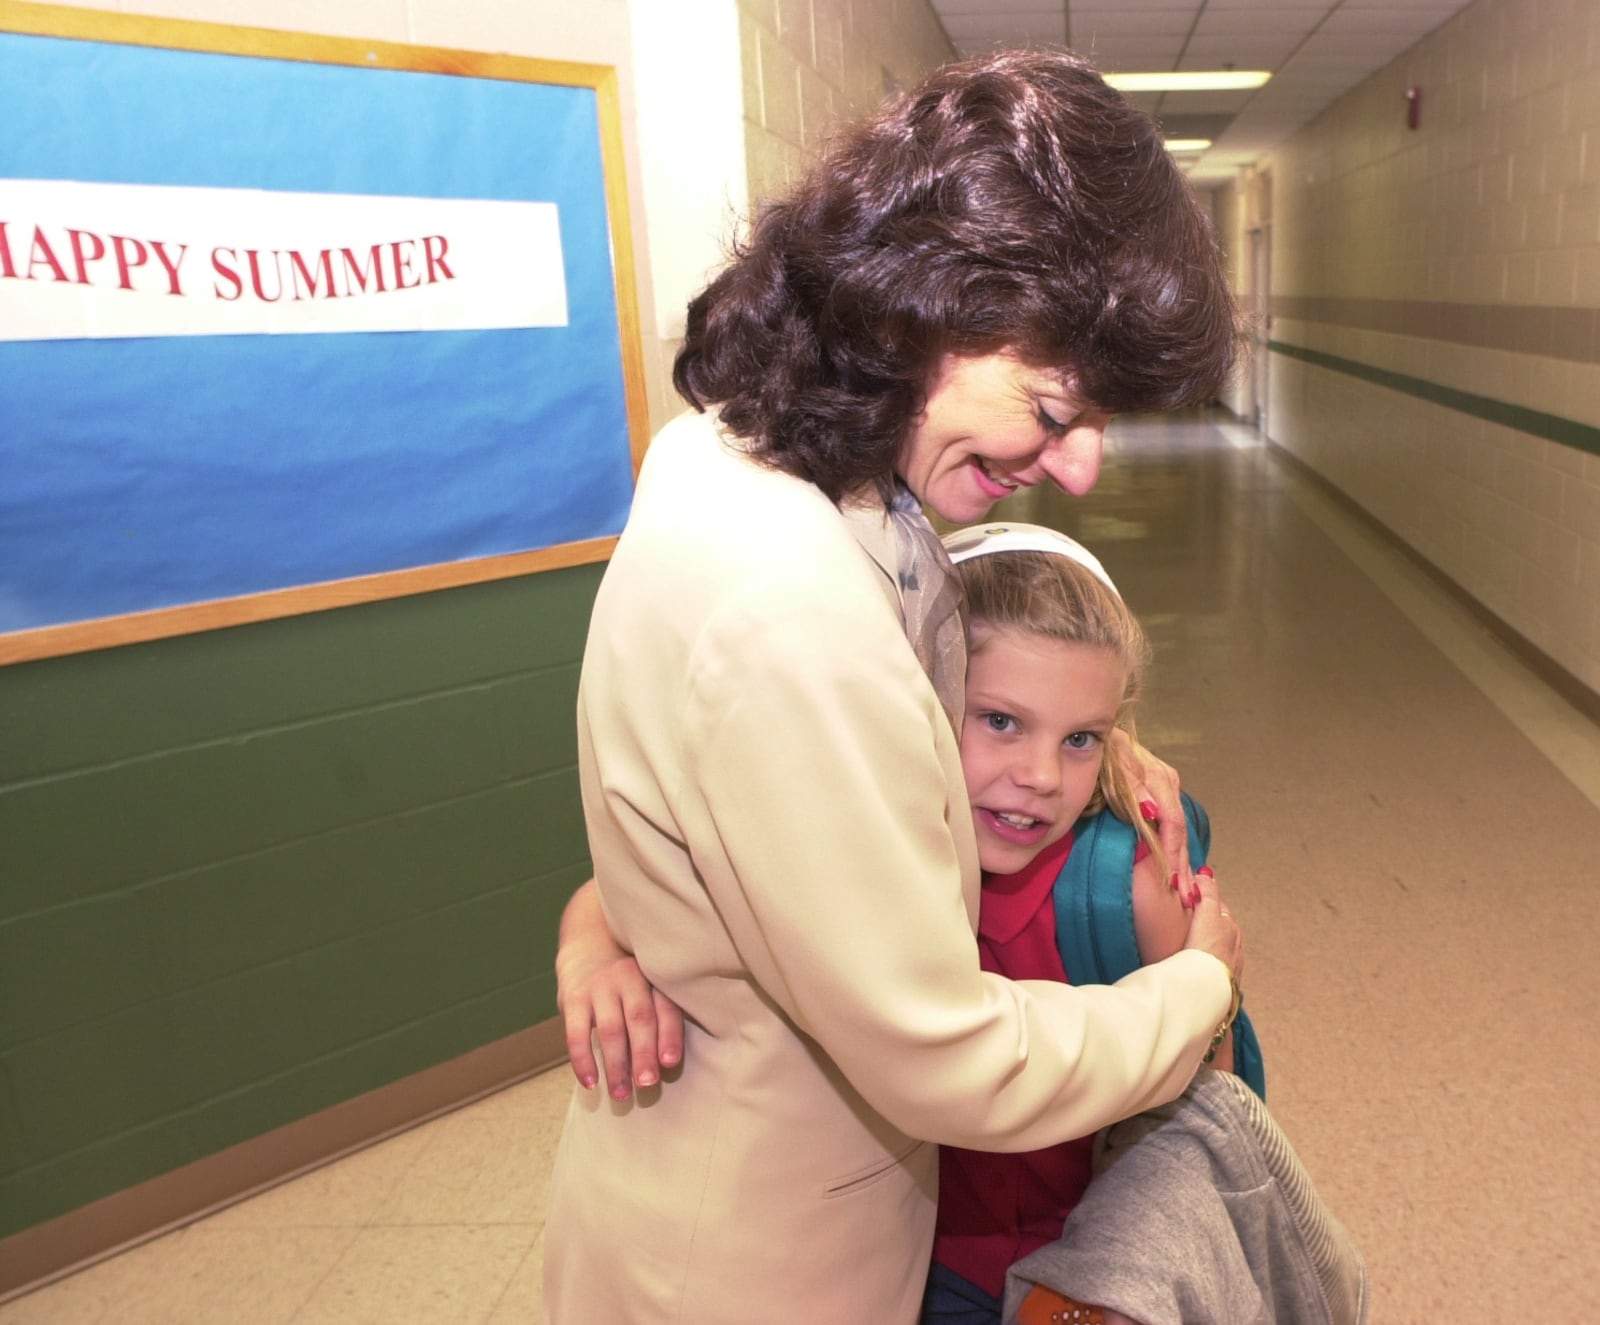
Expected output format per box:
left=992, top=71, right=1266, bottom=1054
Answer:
left=0, top=32, right=636, bottom=633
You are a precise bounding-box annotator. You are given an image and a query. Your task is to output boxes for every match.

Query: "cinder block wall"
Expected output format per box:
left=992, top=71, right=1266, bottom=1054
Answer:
left=738, top=0, right=955, bottom=203
left=1262, top=0, right=1600, bottom=698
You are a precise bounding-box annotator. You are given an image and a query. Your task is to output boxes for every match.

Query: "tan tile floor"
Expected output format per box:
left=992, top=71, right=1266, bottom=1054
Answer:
left=6, top=411, right=1600, bottom=1322
left=0, top=1070, right=569, bottom=1325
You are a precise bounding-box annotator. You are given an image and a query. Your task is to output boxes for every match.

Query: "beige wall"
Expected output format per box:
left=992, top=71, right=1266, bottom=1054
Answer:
left=1209, top=177, right=1270, bottom=422
left=628, top=1, right=747, bottom=427
left=1259, top=0, right=1600, bottom=697
left=1209, top=180, right=1246, bottom=418
left=737, top=0, right=955, bottom=205
left=625, top=0, right=954, bottom=412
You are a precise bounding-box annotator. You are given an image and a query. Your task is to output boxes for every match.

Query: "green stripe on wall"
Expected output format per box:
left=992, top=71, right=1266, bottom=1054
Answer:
left=0, top=562, right=602, bottom=1238
left=1270, top=296, right=1600, bottom=365
left=1268, top=339, right=1600, bottom=459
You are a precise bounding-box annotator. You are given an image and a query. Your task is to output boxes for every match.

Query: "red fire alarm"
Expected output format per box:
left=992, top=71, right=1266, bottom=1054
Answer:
left=1405, top=86, right=1422, bottom=130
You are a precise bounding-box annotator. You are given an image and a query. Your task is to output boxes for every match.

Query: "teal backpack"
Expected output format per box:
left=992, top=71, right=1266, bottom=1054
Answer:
left=1053, top=792, right=1266, bottom=1099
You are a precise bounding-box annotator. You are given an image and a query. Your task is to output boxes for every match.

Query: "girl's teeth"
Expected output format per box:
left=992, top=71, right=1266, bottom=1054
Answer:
left=996, top=812, right=1038, bottom=828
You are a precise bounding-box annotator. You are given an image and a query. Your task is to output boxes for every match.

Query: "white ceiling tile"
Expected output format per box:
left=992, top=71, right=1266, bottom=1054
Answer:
left=1071, top=13, right=1197, bottom=37
left=1069, top=0, right=1201, bottom=11
left=1272, top=62, right=1369, bottom=80
left=935, top=1, right=1064, bottom=15
left=935, top=6, right=1062, bottom=23
left=1076, top=36, right=1188, bottom=66
left=1298, top=34, right=1417, bottom=59
left=939, top=0, right=1481, bottom=176
left=1285, top=42, right=1398, bottom=65
left=1179, top=34, right=1306, bottom=65
left=941, top=12, right=1068, bottom=39
left=1116, top=89, right=1168, bottom=112
left=1318, top=8, right=1450, bottom=38
left=1197, top=0, right=1336, bottom=9
left=1155, top=88, right=1259, bottom=114
left=1190, top=9, right=1322, bottom=36
left=1318, top=5, right=1442, bottom=26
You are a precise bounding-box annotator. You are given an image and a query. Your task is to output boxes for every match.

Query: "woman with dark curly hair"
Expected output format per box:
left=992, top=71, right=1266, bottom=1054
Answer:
left=543, top=48, right=1244, bottom=1325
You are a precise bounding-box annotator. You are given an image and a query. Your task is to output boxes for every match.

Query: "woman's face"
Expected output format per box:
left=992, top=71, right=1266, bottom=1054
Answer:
left=895, top=352, right=1112, bottom=524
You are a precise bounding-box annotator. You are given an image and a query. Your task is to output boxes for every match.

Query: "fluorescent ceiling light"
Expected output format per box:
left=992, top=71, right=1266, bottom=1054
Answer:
left=1163, top=139, right=1213, bottom=153
left=1105, top=71, right=1272, bottom=92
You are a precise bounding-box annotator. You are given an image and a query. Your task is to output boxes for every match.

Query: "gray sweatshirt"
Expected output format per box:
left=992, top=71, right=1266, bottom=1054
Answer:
left=1003, top=1070, right=1368, bottom=1325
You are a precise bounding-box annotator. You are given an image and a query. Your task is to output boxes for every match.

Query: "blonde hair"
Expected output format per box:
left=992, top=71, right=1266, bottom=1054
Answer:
left=954, top=549, right=1163, bottom=870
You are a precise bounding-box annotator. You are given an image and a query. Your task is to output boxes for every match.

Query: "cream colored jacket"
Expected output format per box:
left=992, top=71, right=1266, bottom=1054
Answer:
left=542, top=409, right=1229, bottom=1325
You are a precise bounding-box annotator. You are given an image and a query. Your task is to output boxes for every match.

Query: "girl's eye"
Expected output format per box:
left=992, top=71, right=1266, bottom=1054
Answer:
left=983, top=712, right=1017, bottom=734
left=1065, top=731, right=1100, bottom=751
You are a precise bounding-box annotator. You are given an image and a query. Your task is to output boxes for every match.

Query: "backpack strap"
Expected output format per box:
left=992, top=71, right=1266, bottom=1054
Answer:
left=1054, top=793, right=1266, bottom=1099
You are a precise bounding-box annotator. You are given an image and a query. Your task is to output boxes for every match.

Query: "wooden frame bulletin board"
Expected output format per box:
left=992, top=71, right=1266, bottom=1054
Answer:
left=0, top=2, right=648, bottom=664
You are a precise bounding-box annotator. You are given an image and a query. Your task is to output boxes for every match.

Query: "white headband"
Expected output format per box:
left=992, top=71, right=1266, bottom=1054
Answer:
left=942, top=522, right=1120, bottom=598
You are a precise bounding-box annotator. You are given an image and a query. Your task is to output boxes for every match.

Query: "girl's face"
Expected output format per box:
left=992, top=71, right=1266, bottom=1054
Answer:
left=895, top=352, right=1112, bottom=524
left=960, top=624, right=1126, bottom=876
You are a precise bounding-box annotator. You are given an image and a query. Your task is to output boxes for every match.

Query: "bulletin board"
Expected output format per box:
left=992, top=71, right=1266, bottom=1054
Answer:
left=0, top=2, right=648, bottom=663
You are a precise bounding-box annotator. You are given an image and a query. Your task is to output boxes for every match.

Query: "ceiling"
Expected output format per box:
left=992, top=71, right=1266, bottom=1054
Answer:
left=928, top=0, right=1476, bottom=186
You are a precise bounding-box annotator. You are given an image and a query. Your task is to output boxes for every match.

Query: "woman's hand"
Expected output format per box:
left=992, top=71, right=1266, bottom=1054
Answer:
left=1109, top=729, right=1194, bottom=903
left=556, top=879, right=684, bottom=1099
left=1181, top=864, right=1244, bottom=985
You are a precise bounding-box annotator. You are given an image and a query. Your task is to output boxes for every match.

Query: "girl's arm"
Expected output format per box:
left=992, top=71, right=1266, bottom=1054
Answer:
left=556, top=879, right=685, bottom=1097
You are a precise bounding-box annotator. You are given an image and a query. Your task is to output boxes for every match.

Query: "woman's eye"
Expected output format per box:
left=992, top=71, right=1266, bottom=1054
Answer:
left=1037, top=407, right=1068, bottom=434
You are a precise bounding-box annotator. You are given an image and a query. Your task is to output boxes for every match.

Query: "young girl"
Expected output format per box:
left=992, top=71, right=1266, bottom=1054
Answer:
left=923, top=521, right=1239, bottom=1325
left=554, top=522, right=1245, bottom=1325
left=937, top=528, right=1361, bottom=1318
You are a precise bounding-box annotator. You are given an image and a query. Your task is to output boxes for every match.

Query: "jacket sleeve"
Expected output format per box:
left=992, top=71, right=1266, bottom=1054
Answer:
left=679, top=577, right=1231, bottom=1154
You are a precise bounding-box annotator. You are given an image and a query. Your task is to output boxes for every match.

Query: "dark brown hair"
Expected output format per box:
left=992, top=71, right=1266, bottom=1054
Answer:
left=673, top=48, right=1241, bottom=503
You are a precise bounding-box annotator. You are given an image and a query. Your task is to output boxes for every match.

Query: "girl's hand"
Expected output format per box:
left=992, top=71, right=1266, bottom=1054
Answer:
left=556, top=880, right=685, bottom=1099
left=1109, top=729, right=1194, bottom=902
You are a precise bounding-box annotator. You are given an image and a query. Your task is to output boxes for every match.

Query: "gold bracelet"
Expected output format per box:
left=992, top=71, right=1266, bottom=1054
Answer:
left=1203, top=975, right=1243, bottom=1064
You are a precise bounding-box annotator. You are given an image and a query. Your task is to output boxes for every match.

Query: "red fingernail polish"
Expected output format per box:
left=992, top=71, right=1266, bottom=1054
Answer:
left=1196, top=865, right=1214, bottom=879
left=1190, top=887, right=1203, bottom=907
left=1169, top=872, right=1181, bottom=891
left=1140, top=800, right=1160, bottom=821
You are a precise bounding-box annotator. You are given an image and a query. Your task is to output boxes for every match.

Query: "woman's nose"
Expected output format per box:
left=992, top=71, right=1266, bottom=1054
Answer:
left=1038, top=415, right=1108, bottom=496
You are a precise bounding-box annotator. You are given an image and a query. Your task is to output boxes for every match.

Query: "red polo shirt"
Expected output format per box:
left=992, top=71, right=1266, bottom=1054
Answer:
left=930, top=831, right=1094, bottom=1298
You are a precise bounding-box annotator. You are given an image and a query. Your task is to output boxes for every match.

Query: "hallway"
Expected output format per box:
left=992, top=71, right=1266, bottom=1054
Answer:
left=6, top=409, right=1600, bottom=1322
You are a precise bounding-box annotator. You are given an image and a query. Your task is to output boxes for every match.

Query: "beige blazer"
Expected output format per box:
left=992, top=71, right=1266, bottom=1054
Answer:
left=542, top=409, right=1229, bottom=1325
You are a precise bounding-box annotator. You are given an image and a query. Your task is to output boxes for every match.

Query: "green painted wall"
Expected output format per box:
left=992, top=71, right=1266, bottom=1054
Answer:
left=0, top=563, right=601, bottom=1238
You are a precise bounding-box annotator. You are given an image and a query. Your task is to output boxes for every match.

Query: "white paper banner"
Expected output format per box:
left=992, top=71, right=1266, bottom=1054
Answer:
left=0, top=179, right=569, bottom=341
